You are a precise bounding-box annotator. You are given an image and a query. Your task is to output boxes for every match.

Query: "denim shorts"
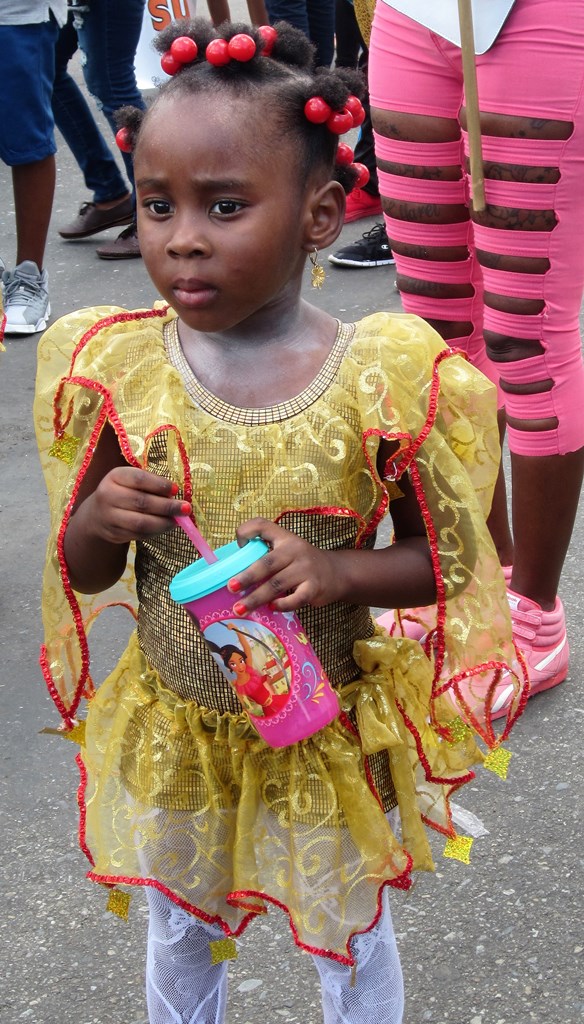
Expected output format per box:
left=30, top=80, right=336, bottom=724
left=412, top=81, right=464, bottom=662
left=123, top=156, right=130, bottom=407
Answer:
left=0, top=19, right=59, bottom=166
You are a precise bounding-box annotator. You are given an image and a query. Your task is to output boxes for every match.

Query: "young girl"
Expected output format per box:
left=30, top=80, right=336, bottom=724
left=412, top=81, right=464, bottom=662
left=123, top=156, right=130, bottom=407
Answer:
left=34, top=18, right=525, bottom=1024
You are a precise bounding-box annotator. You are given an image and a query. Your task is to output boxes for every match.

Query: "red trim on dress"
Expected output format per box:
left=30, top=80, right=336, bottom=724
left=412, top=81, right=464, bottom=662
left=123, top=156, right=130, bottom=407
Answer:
left=82, top=871, right=413, bottom=967
left=76, top=752, right=95, bottom=866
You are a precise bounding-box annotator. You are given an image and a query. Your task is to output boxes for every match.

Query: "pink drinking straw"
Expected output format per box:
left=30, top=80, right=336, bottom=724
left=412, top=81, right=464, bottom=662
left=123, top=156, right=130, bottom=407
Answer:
left=174, top=515, right=218, bottom=563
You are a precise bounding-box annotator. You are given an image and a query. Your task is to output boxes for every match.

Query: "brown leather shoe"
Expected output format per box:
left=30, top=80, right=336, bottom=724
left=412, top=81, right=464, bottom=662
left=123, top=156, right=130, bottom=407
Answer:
left=58, top=195, right=133, bottom=239
left=96, top=222, right=142, bottom=260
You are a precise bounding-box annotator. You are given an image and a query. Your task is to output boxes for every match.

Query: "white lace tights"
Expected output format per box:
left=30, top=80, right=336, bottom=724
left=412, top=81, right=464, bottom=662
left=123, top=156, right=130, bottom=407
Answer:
left=145, top=887, right=404, bottom=1024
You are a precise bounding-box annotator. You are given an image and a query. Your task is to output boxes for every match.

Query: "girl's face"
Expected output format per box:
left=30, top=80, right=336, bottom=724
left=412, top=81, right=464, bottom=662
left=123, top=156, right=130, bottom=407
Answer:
left=135, top=92, right=318, bottom=336
left=227, top=652, right=247, bottom=675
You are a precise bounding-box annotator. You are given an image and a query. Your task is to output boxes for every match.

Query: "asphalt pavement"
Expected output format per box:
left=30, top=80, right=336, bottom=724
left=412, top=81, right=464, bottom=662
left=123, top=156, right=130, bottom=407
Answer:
left=1, top=33, right=583, bottom=1024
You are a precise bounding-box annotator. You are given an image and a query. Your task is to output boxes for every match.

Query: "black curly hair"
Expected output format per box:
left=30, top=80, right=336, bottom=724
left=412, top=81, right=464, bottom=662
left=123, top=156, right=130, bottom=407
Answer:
left=117, top=18, right=366, bottom=192
left=206, top=640, right=247, bottom=669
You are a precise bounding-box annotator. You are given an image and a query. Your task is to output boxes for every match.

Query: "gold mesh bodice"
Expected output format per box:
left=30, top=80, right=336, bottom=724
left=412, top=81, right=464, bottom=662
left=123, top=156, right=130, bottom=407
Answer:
left=137, top=433, right=376, bottom=715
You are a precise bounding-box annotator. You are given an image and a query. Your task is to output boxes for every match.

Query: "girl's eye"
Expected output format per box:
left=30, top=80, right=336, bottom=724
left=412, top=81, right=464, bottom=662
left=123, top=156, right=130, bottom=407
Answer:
left=210, top=199, right=243, bottom=216
left=145, top=199, right=172, bottom=216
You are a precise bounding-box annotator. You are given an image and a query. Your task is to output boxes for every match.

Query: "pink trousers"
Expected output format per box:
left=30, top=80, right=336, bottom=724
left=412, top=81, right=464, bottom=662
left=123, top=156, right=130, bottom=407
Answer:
left=369, top=0, right=584, bottom=456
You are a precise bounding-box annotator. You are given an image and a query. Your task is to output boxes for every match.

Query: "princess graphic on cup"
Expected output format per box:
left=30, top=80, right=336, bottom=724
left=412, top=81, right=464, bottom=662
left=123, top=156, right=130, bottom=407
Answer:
left=206, top=621, right=292, bottom=718
left=169, top=534, right=339, bottom=745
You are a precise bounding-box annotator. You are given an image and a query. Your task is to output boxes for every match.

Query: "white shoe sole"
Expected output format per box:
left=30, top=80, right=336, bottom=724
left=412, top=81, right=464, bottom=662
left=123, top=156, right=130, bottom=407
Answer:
left=4, top=303, right=51, bottom=335
left=328, top=256, right=395, bottom=268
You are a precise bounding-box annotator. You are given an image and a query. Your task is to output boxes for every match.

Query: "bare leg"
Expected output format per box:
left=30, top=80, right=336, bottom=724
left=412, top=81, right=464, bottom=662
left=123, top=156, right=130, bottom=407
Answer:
left=12, top=156, right=56, bottom=270
left=487, top=411, right=514, bottom=567
left=474, top=110, right=584, bottom=610
left=206, top=0, right=231, bottom=23
left=510, top=449, right=584, bottom=610
left=371, top=107, right=514, bottom=564
left=246, top=0, right=269, bottom=22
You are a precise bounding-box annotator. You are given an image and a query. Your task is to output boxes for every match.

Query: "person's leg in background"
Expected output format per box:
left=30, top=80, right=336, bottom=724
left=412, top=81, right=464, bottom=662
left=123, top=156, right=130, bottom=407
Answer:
left=369, top=0, right=584, bottom=703
left=265, top=1, right=310, bottom=39
left=305, top=0, right=335, bottom=67
left=0, top=19, right=59, bottom=335
left=73, top=0, right=146, bottom=258
left=206, top=1, right=269, bottom=24
left=334, top=0, right=382, bottom=223
left=52, top=9, right=133, bottom=241
left=265, top=0, right=334, bottom=67
left=470, top=0, right=584, bottom=699
left=334, top=0, right=361, bottom=67
left=328, top=0, right=392, bottom=271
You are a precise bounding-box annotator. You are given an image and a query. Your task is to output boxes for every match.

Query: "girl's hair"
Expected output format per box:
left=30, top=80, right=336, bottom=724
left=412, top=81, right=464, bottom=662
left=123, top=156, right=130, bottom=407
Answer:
left=206, top=640, right=247, bottom=668
left=117, top=18, right=366, bottom=193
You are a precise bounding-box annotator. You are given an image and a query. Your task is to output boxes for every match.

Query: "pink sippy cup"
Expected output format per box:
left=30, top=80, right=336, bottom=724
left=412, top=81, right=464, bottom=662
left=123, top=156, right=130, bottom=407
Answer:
left=169, top=538, right=339, bottom=747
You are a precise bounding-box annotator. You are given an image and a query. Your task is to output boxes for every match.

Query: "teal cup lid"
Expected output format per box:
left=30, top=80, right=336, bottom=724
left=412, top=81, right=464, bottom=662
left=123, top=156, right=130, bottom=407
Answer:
left=169, top=537, right=269, bottom=603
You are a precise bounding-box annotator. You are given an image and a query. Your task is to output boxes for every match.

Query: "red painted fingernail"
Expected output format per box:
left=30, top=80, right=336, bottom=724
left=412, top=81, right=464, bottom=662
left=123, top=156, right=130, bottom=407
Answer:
left=180, top=501, right=191, bottom=514
left=228, top=579, right=242, bottom=593
left=233, top=601, right=247, bottom=616
left=170, top=482, right=179, bottom=496
left=268, top=602, right=277, bottom=612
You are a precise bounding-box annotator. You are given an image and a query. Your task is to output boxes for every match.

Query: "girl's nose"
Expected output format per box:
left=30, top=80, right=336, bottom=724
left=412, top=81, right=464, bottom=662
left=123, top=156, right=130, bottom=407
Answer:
left=166, top=217, right=210, bottom=258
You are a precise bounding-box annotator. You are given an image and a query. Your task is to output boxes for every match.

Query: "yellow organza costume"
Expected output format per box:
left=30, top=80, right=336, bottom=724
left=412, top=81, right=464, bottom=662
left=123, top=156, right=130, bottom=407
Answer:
left=34, top=305, right=525, bottom=964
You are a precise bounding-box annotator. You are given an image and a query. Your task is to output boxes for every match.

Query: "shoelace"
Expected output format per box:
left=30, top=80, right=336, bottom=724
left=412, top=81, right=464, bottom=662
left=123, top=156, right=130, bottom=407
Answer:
left=361, top=223, right=388, bottom=244
left=3, top=273, right=43, bottom=307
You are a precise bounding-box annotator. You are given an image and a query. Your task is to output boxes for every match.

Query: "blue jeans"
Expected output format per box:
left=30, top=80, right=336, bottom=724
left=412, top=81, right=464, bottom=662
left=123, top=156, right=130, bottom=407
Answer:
left=52, top=0, right=145, bottom=194
left=53, top=12, right=127, bottom=203
left=265, top=0, right=336, bottom=67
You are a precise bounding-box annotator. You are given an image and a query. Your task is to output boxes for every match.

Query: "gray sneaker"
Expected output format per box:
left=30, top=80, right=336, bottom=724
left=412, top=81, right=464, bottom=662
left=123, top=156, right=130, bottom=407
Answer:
left=2, top=260, right=51, bottom=335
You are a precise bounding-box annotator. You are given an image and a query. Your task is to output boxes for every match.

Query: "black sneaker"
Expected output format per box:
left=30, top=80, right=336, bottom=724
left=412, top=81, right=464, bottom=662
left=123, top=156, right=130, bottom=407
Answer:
left=328, top=223, right=395, bottom=268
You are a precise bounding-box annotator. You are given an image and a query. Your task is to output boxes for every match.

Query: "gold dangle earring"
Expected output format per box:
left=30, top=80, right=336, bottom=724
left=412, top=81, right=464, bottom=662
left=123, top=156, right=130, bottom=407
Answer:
left=309, top=248, right=326, bottom=289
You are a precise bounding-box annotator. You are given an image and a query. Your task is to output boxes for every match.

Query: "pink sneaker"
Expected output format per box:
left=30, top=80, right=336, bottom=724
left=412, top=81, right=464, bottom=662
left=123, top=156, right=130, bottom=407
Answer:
left=491, top=590, right=569, bottom=720
left=344, top=188, right=383, bottom=223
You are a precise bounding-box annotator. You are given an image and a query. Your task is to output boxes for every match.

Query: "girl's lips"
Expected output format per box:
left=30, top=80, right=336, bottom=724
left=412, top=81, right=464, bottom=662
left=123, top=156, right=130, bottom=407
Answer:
left=173, top=282, right=217, bottom=308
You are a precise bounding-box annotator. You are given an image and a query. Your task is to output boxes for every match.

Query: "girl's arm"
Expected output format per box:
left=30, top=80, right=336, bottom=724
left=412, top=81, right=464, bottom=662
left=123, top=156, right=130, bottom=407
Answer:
left=228, top=439, right=437, bottom=614
left=63, top=422, right=189, bottom=594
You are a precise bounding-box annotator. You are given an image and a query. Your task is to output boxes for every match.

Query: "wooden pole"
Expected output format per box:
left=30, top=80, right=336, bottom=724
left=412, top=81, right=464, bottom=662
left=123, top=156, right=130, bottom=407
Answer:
left=457, top=0, right=486, bottom=212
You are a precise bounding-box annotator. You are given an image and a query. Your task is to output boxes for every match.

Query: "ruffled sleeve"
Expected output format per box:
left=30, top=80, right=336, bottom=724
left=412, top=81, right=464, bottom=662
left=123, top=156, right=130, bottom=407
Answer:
left=345, top=313, right=527, bottom=746
left=34, top=305, right=177, bottom=726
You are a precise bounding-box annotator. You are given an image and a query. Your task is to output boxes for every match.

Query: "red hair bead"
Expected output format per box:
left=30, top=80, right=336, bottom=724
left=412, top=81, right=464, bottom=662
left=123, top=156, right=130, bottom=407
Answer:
left=206, top=38, right=230, bottom=65
left=115, top=127, right=133, bottom=153
left=345, top=95, right=365, bottom=127
left=304, top=96, right=332, bottom=124
left=352, top=162, right=370, bottom=188
left=160, top=50, right=181, bottom=76
left=258, top=24, right=277, bottom=54
left=227, top=33, right=256, bottom=61
left=336, top=142, right=354, bottom=165
left=327, top=108, right=353, bottom=135
left=170, top=35, right=198, bottom=64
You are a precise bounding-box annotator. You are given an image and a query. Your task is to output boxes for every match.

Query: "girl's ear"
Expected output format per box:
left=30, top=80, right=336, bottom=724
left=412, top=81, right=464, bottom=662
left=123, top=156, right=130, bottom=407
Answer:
left=302, top=180, right=346, bottom=254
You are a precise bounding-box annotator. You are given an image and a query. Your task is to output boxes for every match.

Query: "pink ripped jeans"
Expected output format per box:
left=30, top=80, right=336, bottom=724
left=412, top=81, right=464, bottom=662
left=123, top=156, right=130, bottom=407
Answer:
left=369, top=0, right=584, bottom=457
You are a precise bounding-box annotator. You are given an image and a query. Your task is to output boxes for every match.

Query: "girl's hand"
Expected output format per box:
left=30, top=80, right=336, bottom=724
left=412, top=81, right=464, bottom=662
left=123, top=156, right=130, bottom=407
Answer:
left=63, top=420, right=190, bottom=595
left=80, top=466, right=190, bottom=545
left=227, top=518, right=340, bottom=613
